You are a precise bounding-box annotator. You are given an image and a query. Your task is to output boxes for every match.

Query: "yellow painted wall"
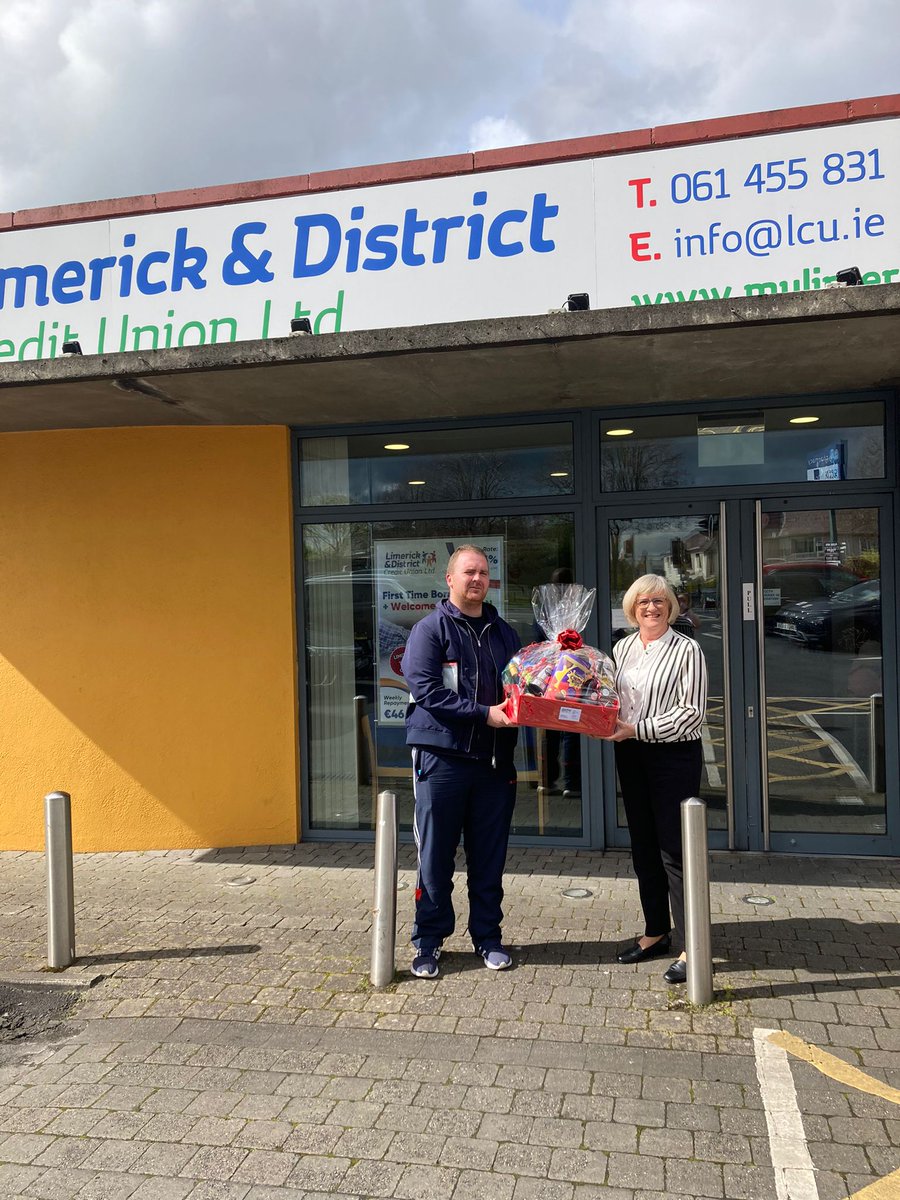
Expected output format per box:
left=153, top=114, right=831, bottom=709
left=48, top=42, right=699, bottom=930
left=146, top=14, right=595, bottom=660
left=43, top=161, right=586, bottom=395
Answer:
left=0, top=426, right=299, bottom=851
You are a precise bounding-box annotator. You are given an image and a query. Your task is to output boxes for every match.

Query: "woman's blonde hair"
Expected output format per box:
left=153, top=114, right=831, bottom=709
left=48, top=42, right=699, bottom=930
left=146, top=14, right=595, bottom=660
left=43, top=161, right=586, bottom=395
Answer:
left=621, top=574, right=679, bottom=627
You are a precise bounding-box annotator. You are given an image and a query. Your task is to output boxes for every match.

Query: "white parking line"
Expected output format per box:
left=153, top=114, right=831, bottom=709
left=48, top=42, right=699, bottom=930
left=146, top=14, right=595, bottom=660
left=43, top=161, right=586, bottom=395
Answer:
left=753, top=1027, right=819, bottom=1200
left=796, top=711, right=870, bottom=790
left=701, top=721, right=723, bottom=788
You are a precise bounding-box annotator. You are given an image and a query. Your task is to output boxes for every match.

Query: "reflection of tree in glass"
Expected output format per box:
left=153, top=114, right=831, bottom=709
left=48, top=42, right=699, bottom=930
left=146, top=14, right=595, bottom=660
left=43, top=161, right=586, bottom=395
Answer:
left=853, top=431, right=884, bottom=480
left=602, top=442, right=682, bottom=492
left=435, top=453, right=510, bottom=500
left=303, top=521, right=352, bottom=562
left=379, top=453, right=510, bottom=503
left=837, top=508, right=880, bottom=580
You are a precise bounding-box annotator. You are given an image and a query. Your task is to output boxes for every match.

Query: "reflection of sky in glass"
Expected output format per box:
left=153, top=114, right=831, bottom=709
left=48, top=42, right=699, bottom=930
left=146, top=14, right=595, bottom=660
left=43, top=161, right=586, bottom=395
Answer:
left=623, top=518, right=711, bottom=562
left=302, top=423, right=574, bottom=505
left=601, top=402, right=883, bottom=491
left=360, top=442, right=573, bottom=502
left=609, top=515, right=719, bottom=595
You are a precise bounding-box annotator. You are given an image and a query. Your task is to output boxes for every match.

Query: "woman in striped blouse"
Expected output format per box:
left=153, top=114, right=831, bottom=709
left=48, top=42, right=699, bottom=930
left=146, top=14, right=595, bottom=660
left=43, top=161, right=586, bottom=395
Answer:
left=605, top=574, right=708, bottom=985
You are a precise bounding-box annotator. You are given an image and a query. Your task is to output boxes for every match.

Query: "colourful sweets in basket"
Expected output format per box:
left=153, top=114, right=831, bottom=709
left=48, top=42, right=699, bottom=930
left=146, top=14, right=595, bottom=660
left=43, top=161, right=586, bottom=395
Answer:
left=502, top=584, right=619, bottom=738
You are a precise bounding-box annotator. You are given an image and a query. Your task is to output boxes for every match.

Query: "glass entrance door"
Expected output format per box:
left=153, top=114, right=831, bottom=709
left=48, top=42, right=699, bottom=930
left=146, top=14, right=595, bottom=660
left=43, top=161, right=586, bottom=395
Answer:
left=754, top=498, right=894, bottom=852
left=601, top=497, right=896, bottom=854
left=603, top=505, right=732, bottom=847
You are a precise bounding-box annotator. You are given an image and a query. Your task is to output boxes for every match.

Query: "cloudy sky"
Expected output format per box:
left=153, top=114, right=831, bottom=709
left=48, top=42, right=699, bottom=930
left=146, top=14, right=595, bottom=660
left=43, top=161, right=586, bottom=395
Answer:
left=2, top=0, right=898, bottom=213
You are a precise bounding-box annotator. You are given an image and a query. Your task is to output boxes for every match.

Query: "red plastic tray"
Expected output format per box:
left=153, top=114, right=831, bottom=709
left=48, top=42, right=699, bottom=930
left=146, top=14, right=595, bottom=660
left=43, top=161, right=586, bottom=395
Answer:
left=505, top=687, right=618, bottom=738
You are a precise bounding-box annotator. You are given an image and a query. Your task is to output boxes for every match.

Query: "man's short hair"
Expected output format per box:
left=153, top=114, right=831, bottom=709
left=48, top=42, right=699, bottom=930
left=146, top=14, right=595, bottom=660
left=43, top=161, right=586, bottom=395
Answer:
left=447, top=543, right=488, bottom=574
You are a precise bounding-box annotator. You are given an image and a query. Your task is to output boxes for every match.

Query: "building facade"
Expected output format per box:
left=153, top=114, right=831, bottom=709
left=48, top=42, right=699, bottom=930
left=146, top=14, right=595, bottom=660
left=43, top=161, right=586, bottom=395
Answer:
left=1, top=95, right=898, bottom=856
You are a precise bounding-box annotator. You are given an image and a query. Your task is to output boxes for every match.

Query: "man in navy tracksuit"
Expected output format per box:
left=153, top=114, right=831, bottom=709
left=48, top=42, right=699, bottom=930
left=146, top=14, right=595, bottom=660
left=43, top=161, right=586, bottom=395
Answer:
left=402, top=544, right=520, bottom=978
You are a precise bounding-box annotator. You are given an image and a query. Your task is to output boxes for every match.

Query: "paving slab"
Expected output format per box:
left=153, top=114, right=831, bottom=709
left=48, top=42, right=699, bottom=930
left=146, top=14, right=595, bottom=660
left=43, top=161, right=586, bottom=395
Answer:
left=0, top=844, right=897, bottom=1198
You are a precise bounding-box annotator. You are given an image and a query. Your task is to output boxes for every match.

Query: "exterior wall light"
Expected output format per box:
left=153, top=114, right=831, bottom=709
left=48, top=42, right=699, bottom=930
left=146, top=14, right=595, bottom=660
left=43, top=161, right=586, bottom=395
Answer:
left=789, top=415, right=820, bottom=424
left=835, top=267, right=862, bottom=286
left=384, top=443, right=410, bottom=451
left=605, top=428, right=634, bottom=437
left=290, top=317, right=313, bottom=334
left=564, top=293, right=590, bottom=311
left=61, top=341, right=82, bottom=355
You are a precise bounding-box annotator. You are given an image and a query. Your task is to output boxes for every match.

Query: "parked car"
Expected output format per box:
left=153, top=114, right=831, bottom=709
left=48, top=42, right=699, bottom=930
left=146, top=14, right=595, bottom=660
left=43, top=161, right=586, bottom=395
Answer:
left=772, top=578, right=881, bottom=652
left=761, top=561, right=863, bottom=631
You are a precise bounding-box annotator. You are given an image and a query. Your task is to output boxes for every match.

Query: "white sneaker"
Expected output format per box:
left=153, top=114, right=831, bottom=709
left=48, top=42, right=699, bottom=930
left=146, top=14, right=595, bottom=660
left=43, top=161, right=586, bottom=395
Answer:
left=411, top=947, right=441, bottom=978
left=481, top=947, right=512, bottom=970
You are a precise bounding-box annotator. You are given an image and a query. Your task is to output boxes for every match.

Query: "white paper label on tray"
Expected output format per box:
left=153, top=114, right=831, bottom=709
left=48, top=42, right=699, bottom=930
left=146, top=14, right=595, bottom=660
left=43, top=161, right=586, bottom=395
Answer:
left=558, top=706, right=582, bottom=723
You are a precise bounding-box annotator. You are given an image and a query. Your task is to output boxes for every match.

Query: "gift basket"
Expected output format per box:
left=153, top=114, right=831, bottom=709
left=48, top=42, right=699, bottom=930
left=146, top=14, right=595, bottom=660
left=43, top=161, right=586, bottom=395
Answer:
left=502, top=584, right=619, bottom=738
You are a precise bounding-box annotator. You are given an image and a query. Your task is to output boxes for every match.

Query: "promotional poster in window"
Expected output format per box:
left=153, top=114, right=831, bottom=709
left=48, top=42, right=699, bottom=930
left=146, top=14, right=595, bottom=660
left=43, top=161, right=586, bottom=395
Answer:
left=373, top=538, right=505, bottom=724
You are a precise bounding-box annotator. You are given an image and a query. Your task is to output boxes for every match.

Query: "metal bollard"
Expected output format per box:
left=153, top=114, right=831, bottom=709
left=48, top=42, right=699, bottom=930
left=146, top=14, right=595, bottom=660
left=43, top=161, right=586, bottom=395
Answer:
left=370, top=790, right=398, bottom=988
left=681, top=796, right=713, bottom=1005
left=44, top=791, right=76, bottom=970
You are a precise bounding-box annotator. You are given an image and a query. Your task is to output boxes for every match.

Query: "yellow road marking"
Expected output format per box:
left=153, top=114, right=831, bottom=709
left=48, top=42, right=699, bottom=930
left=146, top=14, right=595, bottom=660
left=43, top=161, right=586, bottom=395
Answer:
left=765, top=1031, right=900, bottom=1199
left=769, top=1030, right=900, bottom=1106
left=846, top=1167, right=900, bottom=1199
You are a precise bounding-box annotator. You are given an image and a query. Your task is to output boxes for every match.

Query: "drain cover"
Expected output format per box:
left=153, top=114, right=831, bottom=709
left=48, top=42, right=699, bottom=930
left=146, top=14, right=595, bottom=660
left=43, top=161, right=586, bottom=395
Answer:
left=224, top=876, right=256, bottom=887
left=742, top=894, right=775, bottom=906
left=561, top=887, right=593, bottom=899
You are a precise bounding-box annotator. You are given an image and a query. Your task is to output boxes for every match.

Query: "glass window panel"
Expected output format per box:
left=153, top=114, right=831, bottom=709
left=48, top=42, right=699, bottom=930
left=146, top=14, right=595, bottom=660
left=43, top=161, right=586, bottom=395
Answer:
left=763, top=506, right=885, bottom=835
left=600, top=401, right=884, bottom=491
left=301, top=514, right=582, bottom=837
left=300, top=423, right=574, bottom=505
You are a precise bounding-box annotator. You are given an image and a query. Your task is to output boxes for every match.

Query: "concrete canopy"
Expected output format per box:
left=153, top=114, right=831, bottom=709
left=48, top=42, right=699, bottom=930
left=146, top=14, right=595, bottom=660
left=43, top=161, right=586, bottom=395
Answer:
left=0, top=285, right=898, bottom=432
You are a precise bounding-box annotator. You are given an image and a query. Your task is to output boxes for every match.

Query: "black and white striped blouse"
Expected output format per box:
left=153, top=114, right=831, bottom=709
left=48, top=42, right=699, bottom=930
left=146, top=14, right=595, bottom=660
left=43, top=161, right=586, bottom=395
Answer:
left=612, top=627, right=708, bottom=743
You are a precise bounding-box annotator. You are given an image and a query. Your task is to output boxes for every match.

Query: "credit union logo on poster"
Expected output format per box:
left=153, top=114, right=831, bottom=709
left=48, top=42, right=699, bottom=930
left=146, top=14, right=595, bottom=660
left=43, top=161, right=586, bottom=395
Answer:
left=374, top=538, right=505, bottom=725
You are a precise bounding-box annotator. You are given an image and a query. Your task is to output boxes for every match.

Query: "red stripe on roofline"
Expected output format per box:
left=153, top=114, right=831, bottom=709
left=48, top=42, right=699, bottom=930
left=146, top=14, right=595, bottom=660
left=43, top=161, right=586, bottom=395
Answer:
left=473, top=128, right=653, bottom=169
left=3, top=93, right=899, bottom=233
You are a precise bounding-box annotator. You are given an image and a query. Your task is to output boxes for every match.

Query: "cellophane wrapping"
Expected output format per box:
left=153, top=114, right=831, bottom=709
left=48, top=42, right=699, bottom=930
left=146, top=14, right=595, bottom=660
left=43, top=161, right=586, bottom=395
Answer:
left=502, top=584, right=619, bottom=737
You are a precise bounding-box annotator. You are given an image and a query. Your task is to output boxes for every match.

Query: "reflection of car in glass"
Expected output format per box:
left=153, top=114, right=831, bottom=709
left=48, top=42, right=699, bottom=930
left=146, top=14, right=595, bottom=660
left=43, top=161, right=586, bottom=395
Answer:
left=772, top=578, right=881, bottom=652
left=304, top=572, right=412, bottom=682
left=761, top=562, right=863, bottom=631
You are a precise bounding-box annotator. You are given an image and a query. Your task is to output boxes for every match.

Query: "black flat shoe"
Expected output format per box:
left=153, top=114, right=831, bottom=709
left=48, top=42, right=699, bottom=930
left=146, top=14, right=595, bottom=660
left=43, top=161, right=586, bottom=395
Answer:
left=616, top=935, right=671, bottom=965
left=663, top=959, right=687, bottom=985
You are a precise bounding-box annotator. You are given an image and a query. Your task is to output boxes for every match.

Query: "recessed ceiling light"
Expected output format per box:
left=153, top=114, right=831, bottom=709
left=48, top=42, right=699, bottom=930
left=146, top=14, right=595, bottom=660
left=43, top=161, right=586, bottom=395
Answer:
left=605, top=428, right=634, bottom=437
left=789, top=416, right=819, bottom=425
left=384, top=442, right=410, bottom=450
left=408, top=480, right=425, bottom=486
left=550, top=471, right=569, bottom=477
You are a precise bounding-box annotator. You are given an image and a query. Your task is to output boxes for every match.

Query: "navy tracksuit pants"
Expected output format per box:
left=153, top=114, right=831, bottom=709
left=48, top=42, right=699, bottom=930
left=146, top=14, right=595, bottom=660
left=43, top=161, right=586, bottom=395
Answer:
left=411, top=748, right=517, bottom=953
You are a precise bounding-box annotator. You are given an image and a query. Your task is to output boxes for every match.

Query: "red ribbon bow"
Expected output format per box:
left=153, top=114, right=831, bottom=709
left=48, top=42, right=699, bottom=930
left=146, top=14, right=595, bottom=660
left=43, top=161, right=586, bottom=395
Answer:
left=556, top=628, right=583, bottom=649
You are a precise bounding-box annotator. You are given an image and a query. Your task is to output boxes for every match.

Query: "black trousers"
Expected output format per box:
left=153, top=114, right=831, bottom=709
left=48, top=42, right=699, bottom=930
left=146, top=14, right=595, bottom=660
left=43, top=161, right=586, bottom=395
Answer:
left=614, top=739, right=703, bottom=953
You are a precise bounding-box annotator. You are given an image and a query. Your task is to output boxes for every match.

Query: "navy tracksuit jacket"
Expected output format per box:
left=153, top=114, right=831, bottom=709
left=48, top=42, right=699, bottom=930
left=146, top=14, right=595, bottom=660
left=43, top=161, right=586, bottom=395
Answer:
left=402, top=599, right=520, bottom=952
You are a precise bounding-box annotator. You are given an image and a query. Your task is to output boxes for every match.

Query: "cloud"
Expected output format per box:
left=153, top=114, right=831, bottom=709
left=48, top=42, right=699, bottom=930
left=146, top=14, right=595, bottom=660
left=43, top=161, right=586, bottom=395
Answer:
left=522, top=0, right=900, bottom=136
left=469, top=116, right=532, bottom=152
left=0, top=0, right=897, bottom=213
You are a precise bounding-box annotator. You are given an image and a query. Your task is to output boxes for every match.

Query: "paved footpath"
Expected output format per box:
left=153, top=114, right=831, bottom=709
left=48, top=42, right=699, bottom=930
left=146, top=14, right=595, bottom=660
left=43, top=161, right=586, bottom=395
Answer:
left=0, top=844, right=898, bottom=1200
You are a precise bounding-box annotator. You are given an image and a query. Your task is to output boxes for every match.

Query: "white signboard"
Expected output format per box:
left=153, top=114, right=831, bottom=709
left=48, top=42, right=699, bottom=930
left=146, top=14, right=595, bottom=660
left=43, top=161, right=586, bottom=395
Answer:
left=0, top=117, right=898, bottom=361
left=594, top=120, right=900, bottom=308
left=374, top=538, right=505, bottom=725
left=0, top=164, right=594, bottom=361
